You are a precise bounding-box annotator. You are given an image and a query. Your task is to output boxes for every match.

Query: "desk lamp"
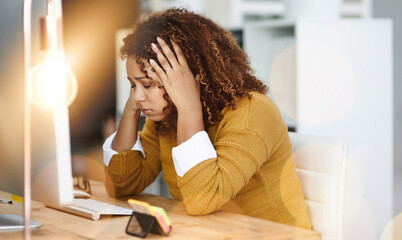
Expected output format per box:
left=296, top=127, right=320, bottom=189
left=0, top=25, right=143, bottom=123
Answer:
left=23, top=0, right=77, bottom=238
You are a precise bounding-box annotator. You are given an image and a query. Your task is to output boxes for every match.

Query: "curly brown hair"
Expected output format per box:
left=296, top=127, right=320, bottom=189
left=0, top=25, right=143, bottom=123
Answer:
left=121, top=8, right=268, bottom=134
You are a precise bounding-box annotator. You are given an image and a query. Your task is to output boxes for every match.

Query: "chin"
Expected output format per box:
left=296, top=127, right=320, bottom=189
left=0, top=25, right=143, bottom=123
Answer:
left=147, top=115, right=165, bottom=122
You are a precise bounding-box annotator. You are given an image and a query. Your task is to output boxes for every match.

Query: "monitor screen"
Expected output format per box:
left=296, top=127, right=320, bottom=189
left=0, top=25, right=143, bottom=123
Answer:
left=0, top=1, right=25, bottom=198
left=0, top=0, right=73, bottom=211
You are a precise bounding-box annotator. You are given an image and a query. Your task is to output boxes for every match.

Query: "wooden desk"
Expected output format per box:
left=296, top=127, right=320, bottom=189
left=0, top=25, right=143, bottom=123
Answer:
left=0, top=181, right=321, bottom=240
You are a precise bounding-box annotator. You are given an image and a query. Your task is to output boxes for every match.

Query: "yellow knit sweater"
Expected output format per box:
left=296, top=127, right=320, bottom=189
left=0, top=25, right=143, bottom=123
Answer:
left=104, top=92, right=311, bottom=229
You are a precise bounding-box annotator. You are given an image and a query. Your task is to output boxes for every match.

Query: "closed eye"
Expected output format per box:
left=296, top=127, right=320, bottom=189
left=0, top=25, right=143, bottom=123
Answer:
left=129, top=75, right=152, bottom=89
left=131, top=83, right=151, bottom=89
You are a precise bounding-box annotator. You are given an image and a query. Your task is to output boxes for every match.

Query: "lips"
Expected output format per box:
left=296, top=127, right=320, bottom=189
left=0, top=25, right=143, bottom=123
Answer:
left=141, top=109, right=152, bottom=115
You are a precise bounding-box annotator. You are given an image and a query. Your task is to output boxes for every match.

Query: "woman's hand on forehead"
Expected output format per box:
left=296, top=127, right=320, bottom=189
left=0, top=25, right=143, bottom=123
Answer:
left=145, top=65, right=163, bottom=87
left=148, top=37, right=201, bottom=112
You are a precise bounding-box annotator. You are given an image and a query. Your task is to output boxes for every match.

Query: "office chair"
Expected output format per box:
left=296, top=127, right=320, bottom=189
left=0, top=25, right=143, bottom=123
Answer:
left=289, top=132, right=348, bottom=240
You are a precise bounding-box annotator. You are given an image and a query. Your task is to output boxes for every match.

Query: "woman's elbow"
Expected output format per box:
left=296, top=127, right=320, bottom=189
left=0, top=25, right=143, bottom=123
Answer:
left=103, top=174, right=143, bottom=197
left=185, top=204, right=215, bottom=216
left=181, top=183, right=231, bottom=216
left=104, top=179, right=129, bottom=198
left=104, top=180, right=118, bottom=198
left=104, top=181, right=143, bottom=198
left=183, top=197, right=221, bottom=216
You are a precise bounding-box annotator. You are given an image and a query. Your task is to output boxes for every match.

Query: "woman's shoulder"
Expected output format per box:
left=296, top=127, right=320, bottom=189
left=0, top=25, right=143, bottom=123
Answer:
left=239, top=91, right=276, bottom=109
left=219, top=91, right=286, bottom=131
left=226, top=91, right=282, bottom=119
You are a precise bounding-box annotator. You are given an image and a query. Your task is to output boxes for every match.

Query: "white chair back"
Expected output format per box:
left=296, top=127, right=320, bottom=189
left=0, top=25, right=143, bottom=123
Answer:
left=289, top=132, right=348, bottom=240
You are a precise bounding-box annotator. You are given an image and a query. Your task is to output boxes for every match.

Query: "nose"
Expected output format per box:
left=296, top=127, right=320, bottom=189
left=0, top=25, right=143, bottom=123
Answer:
left=133, top=87, right=146, bottom=103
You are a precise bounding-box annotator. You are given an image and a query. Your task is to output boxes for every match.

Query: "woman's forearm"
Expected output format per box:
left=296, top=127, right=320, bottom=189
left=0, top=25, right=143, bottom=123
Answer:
left=176, top=103, right=204, bottom=145
left=112, top=104, right=141, bottom=152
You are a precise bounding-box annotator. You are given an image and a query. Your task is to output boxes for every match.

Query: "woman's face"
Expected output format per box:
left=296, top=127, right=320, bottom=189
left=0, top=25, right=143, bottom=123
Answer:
left=126, top=56, right=168, bottom=121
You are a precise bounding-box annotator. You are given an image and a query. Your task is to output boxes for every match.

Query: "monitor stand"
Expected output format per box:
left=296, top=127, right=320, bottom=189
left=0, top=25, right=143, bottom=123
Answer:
left=0, top=214, right=42, bottom=230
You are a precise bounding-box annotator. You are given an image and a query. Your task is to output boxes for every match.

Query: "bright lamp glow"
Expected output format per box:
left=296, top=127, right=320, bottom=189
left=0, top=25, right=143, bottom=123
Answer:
left=29, top=0, right=77, bottom=109
left=30, top=51, right=77, bottom=108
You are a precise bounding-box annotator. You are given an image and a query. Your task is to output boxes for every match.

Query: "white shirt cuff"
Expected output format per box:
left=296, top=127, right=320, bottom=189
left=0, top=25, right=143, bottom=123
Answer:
left=102, top=131, right=146, bottom=166
left=172, top=131, right=217, bottom=177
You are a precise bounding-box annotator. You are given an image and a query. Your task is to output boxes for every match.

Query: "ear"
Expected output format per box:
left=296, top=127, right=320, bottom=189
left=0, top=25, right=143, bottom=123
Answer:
left=195, top=74, right=201, bottom=82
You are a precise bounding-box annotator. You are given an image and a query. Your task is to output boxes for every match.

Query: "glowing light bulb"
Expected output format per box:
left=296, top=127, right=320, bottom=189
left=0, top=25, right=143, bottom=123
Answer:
left=30, top=51, right=77, bottom=108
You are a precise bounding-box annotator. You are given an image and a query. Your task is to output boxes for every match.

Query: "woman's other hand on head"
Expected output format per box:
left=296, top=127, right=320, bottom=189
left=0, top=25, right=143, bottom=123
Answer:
left=125, top=87, right=142, bottom=114
left=149, top=37, right=202, bottom=113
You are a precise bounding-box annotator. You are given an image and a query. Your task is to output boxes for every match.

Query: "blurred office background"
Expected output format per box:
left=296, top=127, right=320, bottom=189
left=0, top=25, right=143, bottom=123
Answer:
left=0, top=0, right=401, bottom=239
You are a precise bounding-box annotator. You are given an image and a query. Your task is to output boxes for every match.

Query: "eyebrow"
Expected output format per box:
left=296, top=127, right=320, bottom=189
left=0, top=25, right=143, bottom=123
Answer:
left=127, top=76, right=150, bottom=81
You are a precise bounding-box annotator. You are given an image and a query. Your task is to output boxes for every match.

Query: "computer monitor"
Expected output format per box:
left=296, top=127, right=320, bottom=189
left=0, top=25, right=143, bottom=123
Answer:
left=0, top=0, right=73, bottom=230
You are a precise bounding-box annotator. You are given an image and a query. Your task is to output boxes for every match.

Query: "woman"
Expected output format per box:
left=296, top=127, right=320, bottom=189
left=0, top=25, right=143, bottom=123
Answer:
left=103, top=8, right=311, bottom=229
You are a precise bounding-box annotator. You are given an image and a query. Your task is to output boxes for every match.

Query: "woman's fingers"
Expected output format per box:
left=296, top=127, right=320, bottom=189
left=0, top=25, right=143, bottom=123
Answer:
left=156, top=37, right=180, bottom=69
left=170, top=39, right=188, bottom=67
left=151, top=43, right=172, bottom=73
left=144, top=64, right=163, bottom=86
left=150, top=37, right=189, bottom=73
left=149, top=37, right=194, bottom=90
left=149, top=59, right=168, bottom=85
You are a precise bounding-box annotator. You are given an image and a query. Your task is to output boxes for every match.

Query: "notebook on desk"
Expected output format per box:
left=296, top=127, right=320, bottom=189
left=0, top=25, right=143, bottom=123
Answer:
left=59, top=198, right=133, bottom=221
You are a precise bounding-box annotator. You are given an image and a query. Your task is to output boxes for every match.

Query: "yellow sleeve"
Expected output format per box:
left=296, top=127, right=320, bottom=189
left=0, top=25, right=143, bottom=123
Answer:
left=177, top=94, right=288, bottom=216
left=104, top=118, right=162, bottom=197
left=176, top=127, right=269, bottom=215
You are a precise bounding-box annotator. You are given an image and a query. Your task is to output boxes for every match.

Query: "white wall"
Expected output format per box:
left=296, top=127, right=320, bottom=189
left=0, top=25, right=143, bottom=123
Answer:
left=295, top=20, right=393, bottom=240
left=373, top=0, right=402, bottom=218
left=245, top=20, right=393, bottom=240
